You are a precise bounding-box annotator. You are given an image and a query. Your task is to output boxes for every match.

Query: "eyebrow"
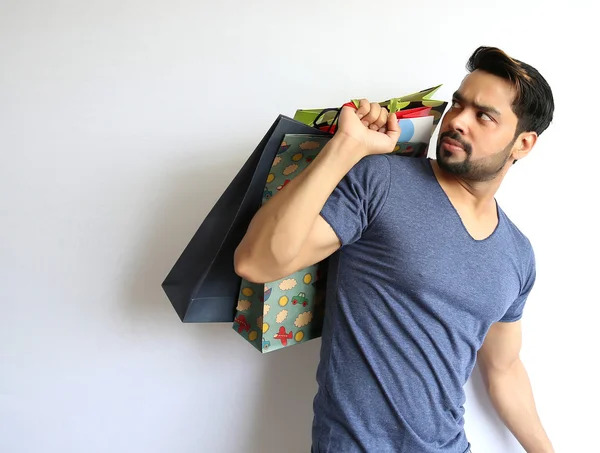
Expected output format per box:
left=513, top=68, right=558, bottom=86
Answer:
left=452, top=91, right=502, bottom=117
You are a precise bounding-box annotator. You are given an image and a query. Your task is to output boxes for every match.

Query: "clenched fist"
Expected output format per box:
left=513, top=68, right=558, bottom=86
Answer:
left=336, top=99, right=401, bottom=156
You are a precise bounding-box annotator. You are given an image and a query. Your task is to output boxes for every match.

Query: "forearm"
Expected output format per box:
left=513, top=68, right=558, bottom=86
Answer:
left=484, top=358, right=554, bottom=453
left=234, top=135, right=364, bottom=276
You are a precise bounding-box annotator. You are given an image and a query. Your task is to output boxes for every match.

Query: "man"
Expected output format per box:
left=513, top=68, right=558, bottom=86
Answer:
left=234, top=46, right=555, bottom=453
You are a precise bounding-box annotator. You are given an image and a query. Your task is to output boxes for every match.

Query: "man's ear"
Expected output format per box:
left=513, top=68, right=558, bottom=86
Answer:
left=512, top=131, right=538, bottom=163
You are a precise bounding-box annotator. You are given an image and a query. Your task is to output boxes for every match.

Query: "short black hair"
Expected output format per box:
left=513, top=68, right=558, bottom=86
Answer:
left=467, top=46, right=554, bottom=136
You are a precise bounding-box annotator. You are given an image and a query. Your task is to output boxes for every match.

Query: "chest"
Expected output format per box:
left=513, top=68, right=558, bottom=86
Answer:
left=356, top=193, right=524, bottom=325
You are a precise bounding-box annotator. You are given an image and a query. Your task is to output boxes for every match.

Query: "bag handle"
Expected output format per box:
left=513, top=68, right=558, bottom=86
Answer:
left=312, top=101, right=433, bottom=135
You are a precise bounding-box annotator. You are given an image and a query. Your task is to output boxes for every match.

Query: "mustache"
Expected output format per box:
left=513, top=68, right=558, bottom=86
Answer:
left=440, top=131, right=472, bottom=155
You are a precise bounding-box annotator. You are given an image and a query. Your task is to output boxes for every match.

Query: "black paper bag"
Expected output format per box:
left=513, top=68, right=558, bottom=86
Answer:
left=162, top=115, right=329, bottom=322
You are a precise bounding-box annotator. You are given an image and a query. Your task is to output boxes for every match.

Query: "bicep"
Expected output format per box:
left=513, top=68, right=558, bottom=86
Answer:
left=285, top=214, right=341, bottom=274
left=477, top=320, right=523, bottom=375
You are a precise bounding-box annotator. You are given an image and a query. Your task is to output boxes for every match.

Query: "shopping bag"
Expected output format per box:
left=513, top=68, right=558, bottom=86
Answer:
left=161, top=115, right=330, bottom=322
left=233, top=114, right=443, bottom=352
left=233, top=134, right=331, bottom=352
left=293, top=84, right=447, bottom=157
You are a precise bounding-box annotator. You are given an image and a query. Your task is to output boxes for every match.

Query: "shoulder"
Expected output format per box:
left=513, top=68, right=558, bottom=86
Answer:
left=352, top=153, right=392, bottom=173
left=386, top=154, right=435, bottom=179
left=345, top=154, right=434, bottom=197
left=344, top=154, right=392, bottom=189
left=356, top=153, right=430, bottom=169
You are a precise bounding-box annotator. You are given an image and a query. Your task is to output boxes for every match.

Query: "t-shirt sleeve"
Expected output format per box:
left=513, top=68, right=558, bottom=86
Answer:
left=319, top=154, right=391, bottom=247
left=499, top=244, right=536, bottom=322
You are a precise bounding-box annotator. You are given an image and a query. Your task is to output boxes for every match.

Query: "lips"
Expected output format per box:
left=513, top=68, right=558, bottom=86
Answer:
left=442, top=137, right=465, bottom=150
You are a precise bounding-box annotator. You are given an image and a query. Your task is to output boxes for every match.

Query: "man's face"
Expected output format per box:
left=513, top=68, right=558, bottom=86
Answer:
left=435, top=69, right=521, bottom=181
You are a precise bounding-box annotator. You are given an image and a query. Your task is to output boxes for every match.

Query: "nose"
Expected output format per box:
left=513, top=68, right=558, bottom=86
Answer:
left=447, top=109, right=469, bottom=136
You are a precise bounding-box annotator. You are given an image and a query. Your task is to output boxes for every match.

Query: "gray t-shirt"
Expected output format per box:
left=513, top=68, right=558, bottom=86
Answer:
left=312, top=154, right=535, bottom=453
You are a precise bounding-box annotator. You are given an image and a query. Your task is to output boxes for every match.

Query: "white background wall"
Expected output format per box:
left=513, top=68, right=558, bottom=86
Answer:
left=2, top=1, right=598, bottom=452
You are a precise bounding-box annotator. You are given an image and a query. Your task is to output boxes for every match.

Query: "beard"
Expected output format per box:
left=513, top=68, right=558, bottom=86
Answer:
left=435, top=131, right=516, bottom=182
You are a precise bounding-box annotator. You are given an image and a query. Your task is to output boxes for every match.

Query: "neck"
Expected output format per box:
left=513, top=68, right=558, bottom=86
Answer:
left=430, top=159, right=507, bottom=214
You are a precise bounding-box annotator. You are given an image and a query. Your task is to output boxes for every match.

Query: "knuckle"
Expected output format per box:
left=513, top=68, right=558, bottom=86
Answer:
left=363, top=103, right=380, bottom=121
left=374, top=108, right=388, bottom=126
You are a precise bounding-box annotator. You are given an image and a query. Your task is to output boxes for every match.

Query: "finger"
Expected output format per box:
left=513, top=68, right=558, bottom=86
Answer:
left=355, top=99, right=370, bottom=119
left=370, top=106, right=389, bottom=130
left=386, top=112, right=401, bottom=142
left=362, top=102, right=381, bottom=127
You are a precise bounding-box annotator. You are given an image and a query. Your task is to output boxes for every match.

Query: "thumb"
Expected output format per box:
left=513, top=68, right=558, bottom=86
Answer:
left=339, top=104, right=359, bottom=124
left=386, top=112, right=401, bottom=143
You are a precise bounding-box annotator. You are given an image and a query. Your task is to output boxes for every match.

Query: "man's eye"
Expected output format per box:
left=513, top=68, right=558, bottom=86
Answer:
left=479, top=112, right=493, bottom=121
left=451, top=100, right=461, bottom=108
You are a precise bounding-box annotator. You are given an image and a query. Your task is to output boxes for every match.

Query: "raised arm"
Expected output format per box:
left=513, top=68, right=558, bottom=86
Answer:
left=234, top=100, right=400, bottom=283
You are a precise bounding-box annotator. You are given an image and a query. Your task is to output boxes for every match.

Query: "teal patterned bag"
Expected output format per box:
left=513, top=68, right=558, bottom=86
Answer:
left=232, top=134, right=329, bottom=353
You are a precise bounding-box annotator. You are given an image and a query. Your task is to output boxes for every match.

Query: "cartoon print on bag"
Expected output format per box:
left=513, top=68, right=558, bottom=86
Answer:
left=262, top=338, right=271, bottom=350
left=276, top=179, right=291, bottom=191
left=299, top=140, right=320, bottom=150
left=274, top=326, right=293, bottom=346
left=279, top=278, right=297, bottom=291
left=277, top=141, right=290, bottom=154
left=276, top=310, right=288, bottom=324
left=283, top=164, right=299, bottom=176
left=236, top=299, right=251, bottom=311
left=295, top=311, right=313, bottom=328
left=292, top=292, right=309, bottom=307
left=234, top=314, right=250, bottom=333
